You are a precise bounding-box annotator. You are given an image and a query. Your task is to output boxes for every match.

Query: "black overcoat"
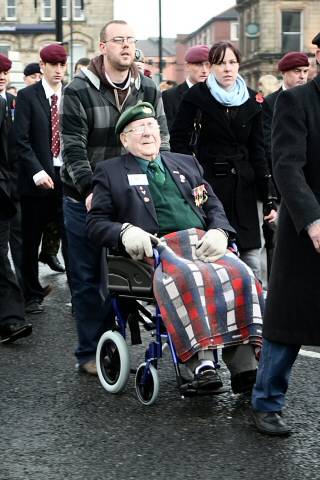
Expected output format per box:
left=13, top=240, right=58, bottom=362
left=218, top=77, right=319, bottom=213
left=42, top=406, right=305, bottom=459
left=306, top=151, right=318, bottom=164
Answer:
left=170, top=82, right=270, bottom=250
left=0, top=97, right=16, bottom=220
left=263, top=75, right=320, bottom=345
left=162, top=81, right=189, bottom=132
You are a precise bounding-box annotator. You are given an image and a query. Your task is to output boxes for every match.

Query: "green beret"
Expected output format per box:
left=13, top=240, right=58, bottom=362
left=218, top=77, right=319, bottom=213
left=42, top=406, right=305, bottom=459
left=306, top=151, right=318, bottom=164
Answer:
left=115, top=101, right=155, bottom=136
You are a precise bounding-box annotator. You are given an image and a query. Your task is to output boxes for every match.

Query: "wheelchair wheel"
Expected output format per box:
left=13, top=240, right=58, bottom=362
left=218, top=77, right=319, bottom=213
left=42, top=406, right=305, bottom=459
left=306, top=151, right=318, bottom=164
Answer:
left=135, top=362, right=159, bottom=406
left=96, top=330, right=130, bottom=394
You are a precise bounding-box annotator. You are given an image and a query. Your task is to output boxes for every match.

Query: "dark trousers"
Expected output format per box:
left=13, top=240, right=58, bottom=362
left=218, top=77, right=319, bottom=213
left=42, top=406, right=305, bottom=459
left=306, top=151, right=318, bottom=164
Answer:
left=20, top=168, right=67, bottom=303
left=63, top=196, right=112, bottom=364
left=9, top=200, right=23, bottom=289
left=251, top=338, right=300, bottom=412
left=0, top=218, right=25, bottom=325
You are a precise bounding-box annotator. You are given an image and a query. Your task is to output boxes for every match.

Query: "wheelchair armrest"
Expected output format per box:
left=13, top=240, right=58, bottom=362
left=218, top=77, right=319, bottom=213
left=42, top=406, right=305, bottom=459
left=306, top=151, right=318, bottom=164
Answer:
left=106, top=254, right=155, bottom=298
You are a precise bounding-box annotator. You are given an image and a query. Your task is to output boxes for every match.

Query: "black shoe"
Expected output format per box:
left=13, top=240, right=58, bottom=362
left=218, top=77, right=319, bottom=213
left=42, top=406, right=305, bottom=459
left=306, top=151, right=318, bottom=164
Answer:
left=252, top=410, right=291, bottom=436
left=192, top=365, right=223, bottom=391
left=0, top=322, right=32, bottom=344
left=231, top=369, right=257, bottom=394
left=39, top=253, right=65, bottom=273
left=25, top=300, right=44, bottom=314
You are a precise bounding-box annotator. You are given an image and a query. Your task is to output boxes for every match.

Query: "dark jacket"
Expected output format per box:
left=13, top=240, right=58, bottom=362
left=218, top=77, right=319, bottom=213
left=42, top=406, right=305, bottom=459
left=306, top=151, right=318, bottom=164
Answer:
left=262, top=87, right=282, bottom=171
left=87, top=151, right=235, bottom=250
left=162, top=81, right=189, bottom=132
left=0, top=97, right=16, bottom=219
left=14, top=81, right=56, bottom=197
left=170, top=81, right=272, bottom=250
left=263, top=75, right=320, bottom=345
left=60, top=66, right=170, bottom=201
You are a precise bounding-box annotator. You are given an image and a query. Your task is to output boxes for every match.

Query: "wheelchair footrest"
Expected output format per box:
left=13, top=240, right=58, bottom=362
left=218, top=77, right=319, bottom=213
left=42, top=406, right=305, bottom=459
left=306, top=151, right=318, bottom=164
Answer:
left=179, top=382, right=229, bottom=397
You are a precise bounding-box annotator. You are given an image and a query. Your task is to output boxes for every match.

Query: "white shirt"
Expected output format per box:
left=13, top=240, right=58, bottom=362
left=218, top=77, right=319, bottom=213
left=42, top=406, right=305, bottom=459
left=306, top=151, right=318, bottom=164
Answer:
left=33, top=78, right=63, bottom=185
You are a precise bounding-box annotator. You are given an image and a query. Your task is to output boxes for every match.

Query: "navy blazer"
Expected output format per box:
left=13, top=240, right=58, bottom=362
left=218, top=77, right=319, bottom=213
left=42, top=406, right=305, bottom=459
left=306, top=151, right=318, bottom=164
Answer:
left=14, top=81, right=55, bottom=197
left=87, top=151, right=235, bottom=250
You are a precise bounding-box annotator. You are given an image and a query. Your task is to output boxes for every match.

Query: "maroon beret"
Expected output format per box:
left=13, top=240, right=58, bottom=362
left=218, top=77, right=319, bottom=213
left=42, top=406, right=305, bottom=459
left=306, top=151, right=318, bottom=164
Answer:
left=0, top=54, right=12, bottom=72
left=185, top=45, right=209, bottom=64
left=40, top=44, right=67, bottom=64
left=278, top=51, right=309, bottom=72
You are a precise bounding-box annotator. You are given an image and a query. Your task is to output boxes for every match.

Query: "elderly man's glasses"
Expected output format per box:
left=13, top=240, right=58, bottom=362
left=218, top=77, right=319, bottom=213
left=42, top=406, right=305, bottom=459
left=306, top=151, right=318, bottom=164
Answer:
left=104, top=36, right=137, bottom=45
left=124, top=122, right=160, bottom=135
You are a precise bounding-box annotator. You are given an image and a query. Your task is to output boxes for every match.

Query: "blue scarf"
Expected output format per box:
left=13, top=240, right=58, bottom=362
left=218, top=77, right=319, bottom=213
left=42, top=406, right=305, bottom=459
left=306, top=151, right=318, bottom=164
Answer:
left=207, top=73, right=249, bottom=107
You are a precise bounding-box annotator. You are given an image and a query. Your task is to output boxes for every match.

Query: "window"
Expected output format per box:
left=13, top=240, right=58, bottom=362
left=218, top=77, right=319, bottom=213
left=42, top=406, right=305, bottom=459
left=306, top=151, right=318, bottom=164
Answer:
left=0, top=45, right=10, bottom=56
left=73, top=0, right=84, bottom=20
left=42, top=0, right=52, bottom=20
left=230, top=22, right=239, bottom=41
left=282, top=11, right=301, bottom=52
left=62, top=0, right=84, bottom=20
left=6, top=0, right=16, bottom=19
left=62, top=0, right=69, bottom=20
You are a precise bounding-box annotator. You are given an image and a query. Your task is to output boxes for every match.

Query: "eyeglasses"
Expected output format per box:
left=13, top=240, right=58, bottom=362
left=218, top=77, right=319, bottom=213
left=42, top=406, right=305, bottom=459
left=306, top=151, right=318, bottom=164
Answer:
left=103, top=36, right=137, bottom=45
left=124, top=122, right=160, bottom=135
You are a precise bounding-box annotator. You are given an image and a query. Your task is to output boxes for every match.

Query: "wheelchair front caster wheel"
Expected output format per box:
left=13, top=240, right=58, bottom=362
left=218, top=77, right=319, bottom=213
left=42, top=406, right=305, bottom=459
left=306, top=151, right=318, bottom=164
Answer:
left=135, top=362, right=159, bottom=405
left=96, top=330, right=130, bottom=394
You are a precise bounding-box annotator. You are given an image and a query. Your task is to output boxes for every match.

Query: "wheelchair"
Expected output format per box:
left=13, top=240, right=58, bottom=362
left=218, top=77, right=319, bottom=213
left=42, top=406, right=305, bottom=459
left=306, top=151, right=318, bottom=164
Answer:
left=96, top=249, right=222, bottom=406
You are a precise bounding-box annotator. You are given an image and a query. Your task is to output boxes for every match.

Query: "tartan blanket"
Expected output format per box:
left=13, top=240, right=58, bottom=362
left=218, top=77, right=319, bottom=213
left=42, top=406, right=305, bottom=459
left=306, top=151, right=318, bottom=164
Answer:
left=153, top=229, right=264, bottom=362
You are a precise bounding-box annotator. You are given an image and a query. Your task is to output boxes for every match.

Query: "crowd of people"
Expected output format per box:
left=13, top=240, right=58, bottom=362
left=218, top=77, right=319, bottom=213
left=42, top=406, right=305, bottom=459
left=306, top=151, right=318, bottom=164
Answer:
left=1, top=18, right=320, bottom=437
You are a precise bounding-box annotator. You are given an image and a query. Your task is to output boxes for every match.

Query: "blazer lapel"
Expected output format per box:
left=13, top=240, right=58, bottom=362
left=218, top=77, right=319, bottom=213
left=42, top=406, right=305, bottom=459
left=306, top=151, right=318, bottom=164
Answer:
left=124, top=154, right=158, bottom=223
left=35, top=83, right=51, bottom=120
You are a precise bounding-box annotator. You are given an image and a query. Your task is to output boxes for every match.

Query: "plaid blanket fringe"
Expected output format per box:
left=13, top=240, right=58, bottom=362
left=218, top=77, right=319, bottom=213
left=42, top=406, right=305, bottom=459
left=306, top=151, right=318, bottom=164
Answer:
left=153, top=229, right=264, bottom=362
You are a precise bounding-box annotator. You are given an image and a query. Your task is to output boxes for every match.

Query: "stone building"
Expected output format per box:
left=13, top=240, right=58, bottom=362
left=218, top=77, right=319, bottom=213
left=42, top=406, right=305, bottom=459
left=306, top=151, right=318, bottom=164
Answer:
left=236, top=0, right=320, bottom=88
left=0, top=0, right=113, bottom=87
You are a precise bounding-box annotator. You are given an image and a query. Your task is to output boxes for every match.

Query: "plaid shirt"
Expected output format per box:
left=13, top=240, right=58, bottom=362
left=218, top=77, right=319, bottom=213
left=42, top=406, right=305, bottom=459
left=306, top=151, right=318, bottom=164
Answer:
left=60, top=65, right=170, bottom=200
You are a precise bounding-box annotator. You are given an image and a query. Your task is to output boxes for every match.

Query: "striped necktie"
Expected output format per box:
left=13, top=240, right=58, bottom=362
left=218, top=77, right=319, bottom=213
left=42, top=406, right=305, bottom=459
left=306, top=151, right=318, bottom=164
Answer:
left=51, top=94, right=60, bottom=157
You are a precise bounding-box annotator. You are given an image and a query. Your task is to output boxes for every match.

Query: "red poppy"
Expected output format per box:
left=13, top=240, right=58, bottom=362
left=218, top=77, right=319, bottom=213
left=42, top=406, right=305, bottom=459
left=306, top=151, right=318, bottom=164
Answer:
left=255, top=92, right=264, bottom=103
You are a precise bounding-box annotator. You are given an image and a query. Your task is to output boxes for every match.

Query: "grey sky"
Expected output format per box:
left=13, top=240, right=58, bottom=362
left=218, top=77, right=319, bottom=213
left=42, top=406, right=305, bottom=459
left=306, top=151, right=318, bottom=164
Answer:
left=113, top=0, right=235, bottom=39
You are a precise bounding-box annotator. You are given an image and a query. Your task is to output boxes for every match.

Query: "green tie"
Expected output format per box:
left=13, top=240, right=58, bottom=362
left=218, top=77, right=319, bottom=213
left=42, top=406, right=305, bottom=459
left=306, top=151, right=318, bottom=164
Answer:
left=147, top=161, right=166, bottom=185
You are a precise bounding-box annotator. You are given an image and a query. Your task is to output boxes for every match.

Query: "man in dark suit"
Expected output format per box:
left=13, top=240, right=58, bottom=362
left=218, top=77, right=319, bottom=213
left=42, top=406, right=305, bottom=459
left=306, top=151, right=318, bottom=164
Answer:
left=14, top=44, right=68, bottom=314
left=251, top=35, right=320, bottom=436
left=262, top=51, right=309, bottom=171
left=162, top=45, right=210, bottom=132
left=0, top=95, right=32, bottom=344
left=0, top=54, right=24, bottom=289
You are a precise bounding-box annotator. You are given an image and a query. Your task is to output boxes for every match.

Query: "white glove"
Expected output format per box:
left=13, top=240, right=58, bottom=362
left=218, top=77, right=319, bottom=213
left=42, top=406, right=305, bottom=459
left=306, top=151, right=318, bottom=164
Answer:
left=121, top=225, right=154, bottom=261
left=195, top=229, right=228, bottom=263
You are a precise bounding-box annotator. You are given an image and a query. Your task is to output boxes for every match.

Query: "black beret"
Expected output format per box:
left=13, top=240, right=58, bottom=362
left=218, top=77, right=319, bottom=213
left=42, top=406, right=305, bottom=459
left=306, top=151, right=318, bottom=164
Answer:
left=115, top=102, right=155, bottom=136
left=312, top=32, right=320, bottom=48
left=23, top=62, right=41, bottom=76
left=0, top=53, right=12, bottom=72
left=40, top=44, right=67, bottom=64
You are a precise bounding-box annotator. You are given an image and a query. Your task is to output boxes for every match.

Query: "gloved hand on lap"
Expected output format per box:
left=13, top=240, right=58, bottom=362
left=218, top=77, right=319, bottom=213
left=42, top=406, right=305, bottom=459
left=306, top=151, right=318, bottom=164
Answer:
left=121, top=224, right=154, bottom=261
left=195, top=228, right=228, bottom=263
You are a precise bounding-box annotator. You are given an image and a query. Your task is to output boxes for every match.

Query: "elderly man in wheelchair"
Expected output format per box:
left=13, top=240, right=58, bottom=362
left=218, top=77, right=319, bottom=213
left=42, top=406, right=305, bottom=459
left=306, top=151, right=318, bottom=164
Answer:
left=87, top=102, right=264, bottom=402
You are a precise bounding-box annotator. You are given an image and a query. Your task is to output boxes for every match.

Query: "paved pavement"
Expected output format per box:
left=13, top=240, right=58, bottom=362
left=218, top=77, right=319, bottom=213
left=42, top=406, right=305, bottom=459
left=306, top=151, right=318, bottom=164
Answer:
left=1, top=266, right=320, bottom=480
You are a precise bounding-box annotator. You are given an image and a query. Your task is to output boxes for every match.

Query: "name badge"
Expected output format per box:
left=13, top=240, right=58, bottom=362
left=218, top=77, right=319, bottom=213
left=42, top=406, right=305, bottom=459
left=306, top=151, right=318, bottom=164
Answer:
left=127, top=174, right=149, bottom=186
